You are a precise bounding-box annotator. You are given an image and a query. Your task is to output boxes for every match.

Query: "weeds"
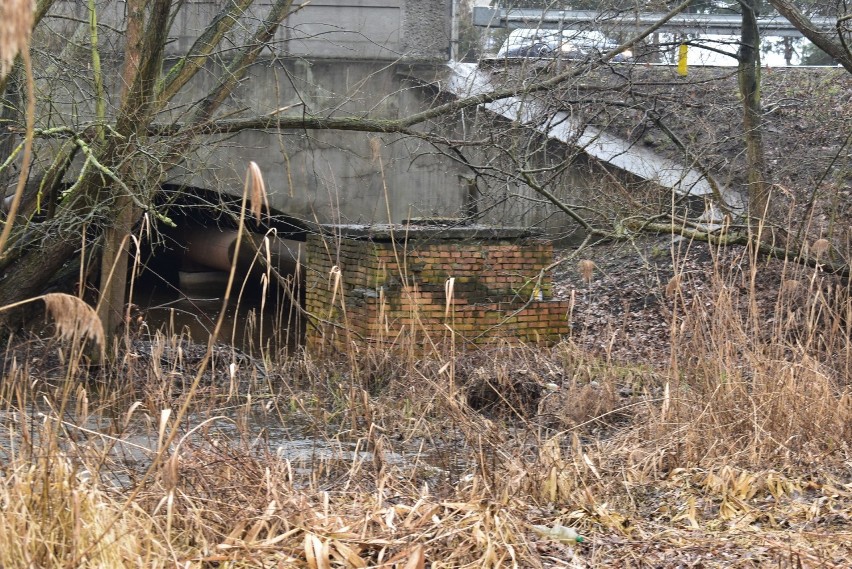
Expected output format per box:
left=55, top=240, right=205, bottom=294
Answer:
left=1, top=215, right=852, bottom=566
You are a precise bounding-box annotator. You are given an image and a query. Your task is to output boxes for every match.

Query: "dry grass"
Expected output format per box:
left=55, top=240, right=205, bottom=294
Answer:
left=246, top=160, right=269, bottom=223
left=0, top=0, right=33, bottom=79
left=657, top=241, right=852, bottom=464
left=1, top=230, right=852, bottom=567
left=577, top=259, right=595, bottom=285
left=42, top=293, right=105, bottom=350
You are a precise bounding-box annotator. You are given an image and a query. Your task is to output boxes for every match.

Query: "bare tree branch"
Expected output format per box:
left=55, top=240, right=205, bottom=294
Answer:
left=768, top=0, right=852, bottom=73
left=182, top=0, right=296, bottom=127
left=157, top=0, right=257, bottom=105
left=397, top=0, right=694, bottom=129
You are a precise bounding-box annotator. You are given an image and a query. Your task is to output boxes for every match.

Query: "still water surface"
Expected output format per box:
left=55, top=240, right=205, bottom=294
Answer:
left=131, top=269, right=300, bottom=355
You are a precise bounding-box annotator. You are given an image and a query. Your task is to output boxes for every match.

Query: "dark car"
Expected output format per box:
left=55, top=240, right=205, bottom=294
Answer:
left=499, top=37, right=557, bottom=58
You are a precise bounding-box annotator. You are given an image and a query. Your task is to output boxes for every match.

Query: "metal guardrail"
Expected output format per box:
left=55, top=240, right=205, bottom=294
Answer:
left=472, top=7, right=838, bottom=37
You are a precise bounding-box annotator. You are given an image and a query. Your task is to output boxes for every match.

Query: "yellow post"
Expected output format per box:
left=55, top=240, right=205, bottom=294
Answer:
left=677, top=43, right=688, bottom=76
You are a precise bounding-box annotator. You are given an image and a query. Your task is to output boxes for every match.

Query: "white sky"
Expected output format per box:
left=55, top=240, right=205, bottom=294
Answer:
left=488, top=29, right=814, bottom=66
left=664, top=34, right=805, bottom=66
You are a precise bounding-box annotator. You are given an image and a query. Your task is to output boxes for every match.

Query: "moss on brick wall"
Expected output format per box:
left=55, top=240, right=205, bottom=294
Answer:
left=305, top=233, right=570, bottom=352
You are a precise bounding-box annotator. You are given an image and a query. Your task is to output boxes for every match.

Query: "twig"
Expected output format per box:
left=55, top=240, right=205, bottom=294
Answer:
left=0, top=48, right=35, bottom=256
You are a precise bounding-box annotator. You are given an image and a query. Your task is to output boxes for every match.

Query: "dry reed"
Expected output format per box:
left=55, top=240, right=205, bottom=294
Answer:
left=0, top=449, right=159, bottom=568
left=246, top=160, right=269, bottom=222
left=2, top=231, right=852, bottom=566
left=42, top=293, right=105, bottom=350
left=0, top=0, right=33, bottom=79
left=578, top=259, right=595, bottom=284
left=811, top=237, right=831, bottom=258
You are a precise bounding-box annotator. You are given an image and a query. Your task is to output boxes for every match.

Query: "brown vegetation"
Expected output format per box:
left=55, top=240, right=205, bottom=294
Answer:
left=0, top=0, right=33, bottom=80
left=1, top=227, right=851, bottom=567
left=1, top=2, right=851, bottom=566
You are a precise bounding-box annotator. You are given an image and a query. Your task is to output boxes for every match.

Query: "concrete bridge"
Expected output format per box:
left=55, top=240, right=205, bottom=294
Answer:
left=35, top=0, right=724, bottom=235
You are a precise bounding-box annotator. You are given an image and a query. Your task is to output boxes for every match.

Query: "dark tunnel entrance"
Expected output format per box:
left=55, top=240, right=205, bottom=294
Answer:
left=129, top=185, right=308, bottom=355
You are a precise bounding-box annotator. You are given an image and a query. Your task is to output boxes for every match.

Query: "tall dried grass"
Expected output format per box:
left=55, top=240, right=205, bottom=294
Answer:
left=0, top=293, right=104, bottom=355
left=42, top=293, right=105, bottom=350
left=0, top=448, right=162, bottom=567
left=3, top=215, right=852, bottom=565
left=653, top=241, right=852, bottom=464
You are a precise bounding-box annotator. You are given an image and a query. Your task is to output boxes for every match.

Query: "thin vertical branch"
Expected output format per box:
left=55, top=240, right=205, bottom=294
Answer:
left=0, top=49, right=35, bottom=257
left=88, top=0, right=105, bottom=143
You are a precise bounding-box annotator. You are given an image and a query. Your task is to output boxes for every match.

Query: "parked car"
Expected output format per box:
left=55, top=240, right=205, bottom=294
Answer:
left=496, top=29, right=558, bottom=58
left=496, top=29, right=632, bottom=61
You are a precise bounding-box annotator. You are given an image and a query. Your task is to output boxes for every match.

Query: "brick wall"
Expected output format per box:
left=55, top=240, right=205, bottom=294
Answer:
left=305, top=229, right=571, bottom=352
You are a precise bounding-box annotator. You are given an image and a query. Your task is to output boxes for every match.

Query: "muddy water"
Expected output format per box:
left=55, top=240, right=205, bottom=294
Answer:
left=0, top=403, right=453, bottom=489
left=131, top=271, right=301, bottom=355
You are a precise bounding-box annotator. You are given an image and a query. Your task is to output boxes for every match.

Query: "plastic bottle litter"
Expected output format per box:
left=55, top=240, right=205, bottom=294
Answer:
left=531, top=524, right=585, bottom=544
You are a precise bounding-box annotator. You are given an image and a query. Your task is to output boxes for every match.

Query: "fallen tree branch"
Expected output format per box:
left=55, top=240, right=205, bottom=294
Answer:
left=623, top=219, right=849, bottom=277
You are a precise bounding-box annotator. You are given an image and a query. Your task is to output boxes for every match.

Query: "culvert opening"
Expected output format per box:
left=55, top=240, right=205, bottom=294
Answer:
left=129, top=185, right=308, bottom=355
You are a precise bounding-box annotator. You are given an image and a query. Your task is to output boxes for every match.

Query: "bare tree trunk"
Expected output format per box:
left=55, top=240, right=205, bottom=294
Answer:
left=0, top=0, right=171, bottom=332
left=0, top=241, right=78, bottom=308
left=0, top=0, right=56, bottom=95
left=0, top=68, right=21, bottom=191
left=1, top=1, right=305, bottom=334
left=96, top=0, right=145, bottom=349
left=738, top=0, right=769, bottom=222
